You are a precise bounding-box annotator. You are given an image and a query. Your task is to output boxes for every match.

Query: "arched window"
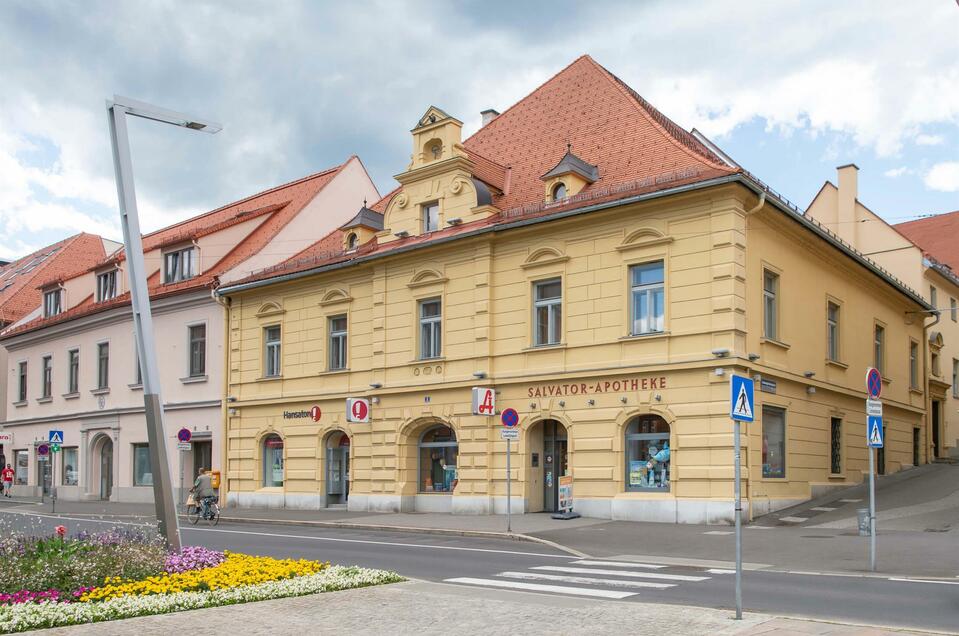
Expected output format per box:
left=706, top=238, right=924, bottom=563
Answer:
left=552, top=182, right=567, bottom=201
left=347, top=233, right=357, bottom=250
left=625, top=415, right=670, bottom=491
left=263, top=434, right=284, bottom=487
left=418, top=425, right=458, bottom=493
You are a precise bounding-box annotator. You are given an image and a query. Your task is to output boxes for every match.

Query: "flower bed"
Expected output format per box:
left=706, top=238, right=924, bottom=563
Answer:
left=0, top=525, right=403, bottom=633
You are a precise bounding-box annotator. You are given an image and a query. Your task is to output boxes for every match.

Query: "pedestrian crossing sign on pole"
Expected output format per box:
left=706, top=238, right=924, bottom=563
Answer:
left=729, top=375, right=755, bottom=423
left=867, top=416, right=884, bottom=448
left=48, top=430, right=64, bottom=444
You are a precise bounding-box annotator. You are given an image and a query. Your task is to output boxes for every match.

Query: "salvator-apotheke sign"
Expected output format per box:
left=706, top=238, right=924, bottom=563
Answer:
left=527, top=376, right=667, bottom=398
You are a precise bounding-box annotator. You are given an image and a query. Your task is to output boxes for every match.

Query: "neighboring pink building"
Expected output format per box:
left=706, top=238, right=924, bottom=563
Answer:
left=1, top=157, right=378, bottom=502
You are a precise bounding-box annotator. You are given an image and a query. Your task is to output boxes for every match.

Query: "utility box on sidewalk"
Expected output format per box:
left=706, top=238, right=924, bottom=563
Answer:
left=857, top=508, right=870, bottom=536
left=210, top=470, right=221, bottom=490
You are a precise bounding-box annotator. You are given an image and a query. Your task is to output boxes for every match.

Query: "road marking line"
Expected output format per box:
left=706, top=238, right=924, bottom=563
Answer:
left=0, top=509, right=153, bottom=528
left=534, top=566, right=709, bottom=582
left=703, top=531, right=733, bottom=535
left=498, top=571, right=674, bottom=589
left=745, top=526, right=774, bottom=530
left=887, top=578, right=959, bottom=586
left=809, top=507, right=837, bottom=512
left=183, top=527, right=571, bottom=559
left=571, top=560, right=667, bottom=569
left=838, top=499, right=862, bottom=503
left=444, top=577, right=637, bottom=599
left=779, top=516, right=808, bottom=523
left=706, top=569, right=736, bottom=574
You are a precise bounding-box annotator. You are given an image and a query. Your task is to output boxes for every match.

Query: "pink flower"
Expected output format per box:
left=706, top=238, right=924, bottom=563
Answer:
left=55, top=525, right=67, bottom=538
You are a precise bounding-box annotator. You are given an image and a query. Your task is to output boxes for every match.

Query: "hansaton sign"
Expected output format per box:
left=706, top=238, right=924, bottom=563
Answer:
left=472, top=387, right=496, bottom=416
left=346, top=398, right=370, bottom=423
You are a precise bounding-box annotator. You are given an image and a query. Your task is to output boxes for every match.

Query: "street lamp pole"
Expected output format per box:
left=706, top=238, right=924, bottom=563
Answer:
left=105, top=96, right=221, bottom=549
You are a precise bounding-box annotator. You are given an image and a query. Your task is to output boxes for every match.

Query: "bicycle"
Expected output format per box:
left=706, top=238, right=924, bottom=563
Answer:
left=187, top=495, right=220, bottom=526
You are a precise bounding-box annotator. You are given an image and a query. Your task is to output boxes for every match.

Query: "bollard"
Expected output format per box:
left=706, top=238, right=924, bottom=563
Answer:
left=857, top=508, right=870, bottom=536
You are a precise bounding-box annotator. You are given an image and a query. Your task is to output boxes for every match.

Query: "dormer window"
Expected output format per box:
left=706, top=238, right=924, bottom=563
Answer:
left=347, top=233, right=358, bottom=251
left=422, top=202, right=439, bottom=233
left=552, top=182, right=567, bottom=201
left=43, top=289, right=62, bottom=317
left=96, top=270, right=118, bottom=302
left=164, top=246, right=196, bottom=283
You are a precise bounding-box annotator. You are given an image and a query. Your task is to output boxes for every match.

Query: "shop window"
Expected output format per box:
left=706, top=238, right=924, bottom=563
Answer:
left=329, top=314, right=347, bottom=370
left=826, top=302, right=840, bottom=361
left=188, top=324, right=206, bottom=377
left=97, top=342, right=109, bottom=389
left=422, top=202, right=439, bottom=233
left=874, top=324, right=885, bottom=374
left=264, top=326, right=282, bottom=377
left=133, top=444, right=152, bottom=486
left=419, top=299, right=442, bottom=359
left=624, top=415, right=670, bottom=491
left=68, top=349, right=79, bottom=394
left=762, top=269, right=778, bottom=340
left=631, top=262, right=665, bottom=335
left=15, top=450, right=28, bottom=485
left=533, top=278, right=562, bottom=346
left=762, top=406, right=786, bottom=478
left=419, top=425, right=458, bottom=493
left=263, top=434, right=284, bottom=487
left=830, top=418, right=842, bottom=475
left=62, top=447, right=78, bottom=486
left=41, top=356, right=52, bottom=399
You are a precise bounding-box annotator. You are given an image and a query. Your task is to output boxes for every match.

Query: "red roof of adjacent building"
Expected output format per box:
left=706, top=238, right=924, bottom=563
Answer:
left=2, top=159, right=354, bottom=339
left=895, top=210, right=959, bottom=273
left=0, top=233, right=108, bottom=327
left=225, top=55, right=738, bottom=289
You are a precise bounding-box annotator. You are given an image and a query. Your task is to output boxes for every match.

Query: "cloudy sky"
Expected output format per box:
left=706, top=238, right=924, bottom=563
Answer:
left=1, top=0, right=957, bottom=259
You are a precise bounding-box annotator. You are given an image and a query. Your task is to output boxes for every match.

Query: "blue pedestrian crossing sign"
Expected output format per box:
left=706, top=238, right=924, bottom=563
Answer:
left=867, top=416, right=884, bottom=448
left=729, top=375, right=755, bottom=422
left=48, top=430, right=64, bottom=444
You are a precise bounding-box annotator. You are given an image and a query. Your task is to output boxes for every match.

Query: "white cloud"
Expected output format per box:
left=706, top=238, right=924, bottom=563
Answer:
left=884, top=167, right=910, bottom=178
left=924, top=162, right=959, bottom=192
left=915, top=134, right=944, bottom=146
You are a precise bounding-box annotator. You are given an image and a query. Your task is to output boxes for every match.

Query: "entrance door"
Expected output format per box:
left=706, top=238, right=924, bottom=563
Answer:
left=326, top=433, right=350, bottom=506
left=542, top=420, right=568, bottom=513
left=192, top=441, right=212, bottom=479
left=37, top=456, right=52, bottom=496
left=99, top=439, right=113, bottom=500
left=932, top=400, right=941, bottom=459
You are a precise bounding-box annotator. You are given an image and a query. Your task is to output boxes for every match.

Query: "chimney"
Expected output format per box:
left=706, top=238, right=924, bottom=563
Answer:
left=836, top=163, right=859, bottom=247
left=480, top=109, right=500, bottom=127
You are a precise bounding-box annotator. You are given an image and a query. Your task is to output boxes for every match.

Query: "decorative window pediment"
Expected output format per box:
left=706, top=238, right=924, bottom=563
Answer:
left=255, top=301, right=285, bottom=318
left=521, top=246, right=569, bottom=270
left=617, top=228, right=674, bottom=252
left=318, top=288, right=353, bottom=307
left=407, top=268, right=449, bottom=289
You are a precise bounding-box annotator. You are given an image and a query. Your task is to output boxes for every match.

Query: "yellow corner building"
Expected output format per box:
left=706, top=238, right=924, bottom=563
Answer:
left=216, top=56, right=932, bottom=523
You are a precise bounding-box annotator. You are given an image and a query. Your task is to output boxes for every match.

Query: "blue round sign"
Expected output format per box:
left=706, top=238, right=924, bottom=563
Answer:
left=866, top=367, right=882, bottom=399
left=37, top=444, right=49, bottom=456
left=501, top=408, right=519, bottom=428
left=177, top=428, right=192, bottom=443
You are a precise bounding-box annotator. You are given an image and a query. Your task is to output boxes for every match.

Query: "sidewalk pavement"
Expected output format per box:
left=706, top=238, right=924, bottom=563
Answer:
left=3, top=463, right=957, bottom=578
left=31, top=580, right=946, bottom=636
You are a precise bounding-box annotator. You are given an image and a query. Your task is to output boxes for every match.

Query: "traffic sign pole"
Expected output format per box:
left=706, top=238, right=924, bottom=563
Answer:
left=506, top=437, right=511, bottom=534
left=728, top=374, right=753, bottom=621
left=734, top=417, right=742, bottom=620
left=869, top=447, right=876, bottom=571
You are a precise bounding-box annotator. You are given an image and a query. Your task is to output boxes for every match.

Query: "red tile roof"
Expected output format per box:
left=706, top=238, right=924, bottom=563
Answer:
left=895, top=210, right=959, bottom=273
left=2, top=160, right=354, bottom=339
left=0, top=233, right=107, bottom=327
left=225, top=55, right=737, bottom=289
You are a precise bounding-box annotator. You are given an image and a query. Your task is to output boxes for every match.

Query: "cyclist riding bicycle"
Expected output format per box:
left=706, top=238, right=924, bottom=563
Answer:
left=191, top=468, right=217, bottom=517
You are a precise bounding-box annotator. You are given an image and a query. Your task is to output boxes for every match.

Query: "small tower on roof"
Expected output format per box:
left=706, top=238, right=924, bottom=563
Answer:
left=541, top=144, right=599, bottom=202
left=339, top=199, right=383, bottom=251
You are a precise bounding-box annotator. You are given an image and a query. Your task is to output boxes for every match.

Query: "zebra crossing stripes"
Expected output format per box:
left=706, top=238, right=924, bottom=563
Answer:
left=443, top=559, right=713, bottom=600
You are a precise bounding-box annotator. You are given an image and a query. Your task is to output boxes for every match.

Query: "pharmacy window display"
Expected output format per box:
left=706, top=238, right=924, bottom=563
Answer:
left=419, top=425, right=458, bottom=493
left=625, top=415, right=671, bottom=491
left=262, top=434, right=284, bottom=487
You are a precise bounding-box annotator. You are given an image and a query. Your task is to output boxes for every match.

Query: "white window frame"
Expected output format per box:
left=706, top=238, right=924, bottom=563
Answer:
left=328, top=314, right=348, bottom=371
left=264, top=326, right=282, bottom=377
left=826, top=301, right=840, bottom=361
left=96, top=342, right=110, bottom=389
left=67, top=349, right=79, bottom=394
left=187, top=323, right=206, bottom=377
left=422, top=202, right=439, bottom=234
left=96, top=269, right=118, bottom=302
left=163, top=246, right=196, bottom=284
left=419, top=299, right=442, bottom=360
left=533, top=278, right=563, bottom=346
left=17, top=361, right=27, bottom=402
left=762, top=269, right=778, bottom=340
left=874, top=323, right=885, bottom=374
left=951, top=297, right=957, bottom=323
left=40, top=355, right=52, bottom=399
left=43, top=289, right=62, bottom=317
left=631, top=262, right=665, bottom=336
left=909, top=340, right=919, bottom=389
left=953, top=358, right=959, bottom=399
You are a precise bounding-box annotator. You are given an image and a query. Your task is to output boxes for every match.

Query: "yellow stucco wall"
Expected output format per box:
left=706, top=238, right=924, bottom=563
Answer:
left=222, top=183, right=926, bottom=521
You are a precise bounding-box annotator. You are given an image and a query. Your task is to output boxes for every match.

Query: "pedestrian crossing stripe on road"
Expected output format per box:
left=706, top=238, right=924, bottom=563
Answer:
left=444, top=559, right=713, bottom=600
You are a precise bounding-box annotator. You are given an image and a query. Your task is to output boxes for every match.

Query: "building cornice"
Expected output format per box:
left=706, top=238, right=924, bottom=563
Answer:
left=1, top=398, right=222, bottom=427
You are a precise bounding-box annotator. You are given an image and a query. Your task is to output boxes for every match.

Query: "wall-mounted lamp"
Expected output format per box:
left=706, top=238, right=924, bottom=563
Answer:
left=369, top=382, right=383, bottom=389
left=804, top=371, right=816, bottom=378
left=748, top=353, right=760, bottom=361
left=472, top=371, right=487, bottom=379
left=393, top=230, right=409, bottom=239
left=371, top=396, right=380, bottom=404
left=228, top=408, right=238, bottom=416
left=447, top=218, right=463, bottom=225
left=530, top=402, right=537, bottom=409
left=654, top=394, right=662, bottom=402
left=807, top=386, right=817, bottom=395
left=558, top=400, right=565, bottom=407
left=620, top=396, right=628, bottom=404
left=711, top=348, right=730, bottom=358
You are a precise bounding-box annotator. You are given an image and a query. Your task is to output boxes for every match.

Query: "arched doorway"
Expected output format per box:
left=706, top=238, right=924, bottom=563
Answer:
left=92, top=436, right=113, bottom=500
left=325, top=431, right=350, bottom=506
left=529, top=420, right=568, bottom=512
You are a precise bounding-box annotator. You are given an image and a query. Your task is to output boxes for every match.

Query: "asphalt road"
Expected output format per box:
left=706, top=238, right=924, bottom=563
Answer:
left=2, top=509, right=957, bottom=633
